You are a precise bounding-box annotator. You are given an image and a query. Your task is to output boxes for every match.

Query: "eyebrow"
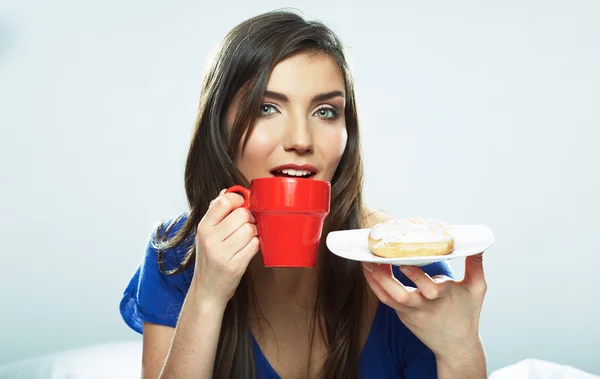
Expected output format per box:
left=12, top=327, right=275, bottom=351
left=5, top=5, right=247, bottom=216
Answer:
left=263, top=90, right=346, bottom=103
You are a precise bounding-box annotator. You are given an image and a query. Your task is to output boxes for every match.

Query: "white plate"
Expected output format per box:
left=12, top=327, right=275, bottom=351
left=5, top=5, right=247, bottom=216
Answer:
left=326, top=225, right=495, bottom=266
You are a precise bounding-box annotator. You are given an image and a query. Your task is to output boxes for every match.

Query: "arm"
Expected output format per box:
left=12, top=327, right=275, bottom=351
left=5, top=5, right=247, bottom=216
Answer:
left=124, top=192, right=259, bottom=379
left=360, top=207, right=487, bottom=378
left=395, top=263, right=486, bottom=379
left=364, top=257, right=488, bottom=379
left=144, top=285, right=226, bottom=379
left=141, top=324, right=173, bottom=379
left=436, top=342, right=487, bottom=379
left=400, top=338, right=486, bottom=379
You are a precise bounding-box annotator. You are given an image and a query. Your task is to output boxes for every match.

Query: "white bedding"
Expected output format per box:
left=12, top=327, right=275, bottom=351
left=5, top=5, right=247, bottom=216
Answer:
left=0, top=341, right=597, bottom=379
left=0, top=342, right=141, bottom=379
left=489, top=359, right=600, bottom=379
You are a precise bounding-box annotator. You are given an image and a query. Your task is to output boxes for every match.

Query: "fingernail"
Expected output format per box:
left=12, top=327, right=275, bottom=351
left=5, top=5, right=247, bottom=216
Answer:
left=400, top=266, right=412, bottom=275
left=220, top=189, right=227, bottom=195
left=363, top=262, right=373, bottom=272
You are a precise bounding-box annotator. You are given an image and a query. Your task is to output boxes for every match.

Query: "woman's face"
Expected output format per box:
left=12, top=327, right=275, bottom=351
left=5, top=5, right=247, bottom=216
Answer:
left=233, top=52, right=347, bottom=183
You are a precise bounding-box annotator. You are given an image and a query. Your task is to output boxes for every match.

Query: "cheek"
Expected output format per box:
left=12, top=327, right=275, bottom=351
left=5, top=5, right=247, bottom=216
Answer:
left=237, top=126, right=281, bottom=167
left=246, top=128, right=280, bottom=157
left=318, top=128, right=348, bottom=166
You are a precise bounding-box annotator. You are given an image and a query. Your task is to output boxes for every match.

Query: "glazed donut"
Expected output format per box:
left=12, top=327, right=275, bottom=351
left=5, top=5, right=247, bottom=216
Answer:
left=368, top=217, right=454, bottom=258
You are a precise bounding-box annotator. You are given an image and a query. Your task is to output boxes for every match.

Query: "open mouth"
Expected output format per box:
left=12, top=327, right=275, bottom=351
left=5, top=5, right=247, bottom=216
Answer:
left=271, top=168, right=316, bottom=179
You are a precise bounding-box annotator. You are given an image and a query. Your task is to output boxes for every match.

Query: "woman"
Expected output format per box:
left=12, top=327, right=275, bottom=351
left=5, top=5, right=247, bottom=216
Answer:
left=120, top=10, right=488, bottom=379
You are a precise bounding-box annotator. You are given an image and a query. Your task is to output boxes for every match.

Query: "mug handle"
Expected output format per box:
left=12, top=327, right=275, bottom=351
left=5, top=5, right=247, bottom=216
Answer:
left=225, top=185, right=251, bottom=209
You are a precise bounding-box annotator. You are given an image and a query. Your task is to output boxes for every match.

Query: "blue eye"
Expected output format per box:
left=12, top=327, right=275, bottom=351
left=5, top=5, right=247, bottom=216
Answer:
left=260, top=104, right=278, bottom=116
left=314, top=106, right=340, bottom=120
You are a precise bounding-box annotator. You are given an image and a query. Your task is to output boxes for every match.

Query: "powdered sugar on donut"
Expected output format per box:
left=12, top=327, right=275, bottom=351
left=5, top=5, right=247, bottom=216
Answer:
left=369, top=217, right=453, bottom=247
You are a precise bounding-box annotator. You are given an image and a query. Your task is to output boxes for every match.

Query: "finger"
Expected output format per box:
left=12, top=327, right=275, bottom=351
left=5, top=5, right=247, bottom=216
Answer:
left=208, top=189, right=228, bottom=207
left=220, top=222, right=258, bottom=260
left=399, top=265, right=444, bottom=300
left=230, top=236, right=260, bottom=267
left=362, top=264, right=405, bottom=310
left=211, top=207, right=255, bottom=243
left=365, top=264, right=419, bottom=294
left=366, top=263, right=424, bottom=308
left=464, top=253, right=487, bottom=296
left=374, top=263, right=418, bottom=290
left=202, top=192, right=246, bottom=227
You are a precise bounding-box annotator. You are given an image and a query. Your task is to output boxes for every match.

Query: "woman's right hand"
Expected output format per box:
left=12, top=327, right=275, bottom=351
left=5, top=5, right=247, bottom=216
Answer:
left=192, top=189, right=260, bottom=308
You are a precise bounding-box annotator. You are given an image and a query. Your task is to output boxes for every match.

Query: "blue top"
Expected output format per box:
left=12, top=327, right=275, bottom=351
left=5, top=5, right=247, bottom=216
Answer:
left=120, top=216, right=454, bottom=378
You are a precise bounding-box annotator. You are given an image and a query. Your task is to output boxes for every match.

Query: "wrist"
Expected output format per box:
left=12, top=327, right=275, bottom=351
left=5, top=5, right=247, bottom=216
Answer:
left=435, top=339, right=487, bottom=379
left=188, top=279, right=229, bottom=313
left=435, top=334, right=484, bottom=360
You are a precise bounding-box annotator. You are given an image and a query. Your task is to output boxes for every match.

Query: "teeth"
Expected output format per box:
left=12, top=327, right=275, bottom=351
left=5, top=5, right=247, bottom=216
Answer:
left=279, top=169, right=313, bottom=177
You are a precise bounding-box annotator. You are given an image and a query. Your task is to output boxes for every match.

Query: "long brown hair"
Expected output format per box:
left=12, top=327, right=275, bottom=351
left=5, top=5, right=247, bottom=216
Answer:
left=156, top=9, right=367, bottom=379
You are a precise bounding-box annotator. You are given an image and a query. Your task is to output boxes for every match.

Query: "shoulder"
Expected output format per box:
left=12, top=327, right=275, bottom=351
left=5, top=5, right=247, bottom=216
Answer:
left=360, top=205, right=398, bottom=312
left=361, top=205, right=398, bottom=228
left=145, top=213, right=194, bottom=272
left=120, top=213, right=193, bottom=333
left=152, top=213, right=190, bottom=241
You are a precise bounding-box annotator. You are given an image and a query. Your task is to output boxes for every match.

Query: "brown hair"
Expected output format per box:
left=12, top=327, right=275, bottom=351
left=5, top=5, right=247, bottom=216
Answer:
left=156, top=9, right=366, bottom=379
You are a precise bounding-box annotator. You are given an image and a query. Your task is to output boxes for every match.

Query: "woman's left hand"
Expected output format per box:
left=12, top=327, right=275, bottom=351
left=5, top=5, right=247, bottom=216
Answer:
left=362, top=253, right=487, bottom=364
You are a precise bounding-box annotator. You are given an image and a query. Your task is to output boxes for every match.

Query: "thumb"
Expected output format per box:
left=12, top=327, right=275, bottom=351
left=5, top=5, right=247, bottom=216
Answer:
left=464, top=253, right=487, bottom=296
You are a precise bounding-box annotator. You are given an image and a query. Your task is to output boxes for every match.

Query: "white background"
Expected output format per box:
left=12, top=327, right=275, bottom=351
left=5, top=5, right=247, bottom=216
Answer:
left=1, top=0, right=598, bottom=375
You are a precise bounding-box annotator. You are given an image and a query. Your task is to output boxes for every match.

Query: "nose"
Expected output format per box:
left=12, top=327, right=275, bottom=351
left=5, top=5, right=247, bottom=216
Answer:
left=283, top=116, right=313, bottom=154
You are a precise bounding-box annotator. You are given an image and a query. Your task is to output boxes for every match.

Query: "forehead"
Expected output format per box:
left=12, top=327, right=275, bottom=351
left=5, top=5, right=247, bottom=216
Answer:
left=266, top=52, right=345, bottom=97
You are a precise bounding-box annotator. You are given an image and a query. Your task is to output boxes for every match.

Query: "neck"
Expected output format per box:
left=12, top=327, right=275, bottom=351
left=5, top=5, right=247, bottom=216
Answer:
left=248, top=254, right=320, bottom=312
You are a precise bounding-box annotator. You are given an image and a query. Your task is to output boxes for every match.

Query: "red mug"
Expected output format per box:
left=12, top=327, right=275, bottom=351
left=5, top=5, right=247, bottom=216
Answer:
left=225, top=177, right=331, bottom=267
